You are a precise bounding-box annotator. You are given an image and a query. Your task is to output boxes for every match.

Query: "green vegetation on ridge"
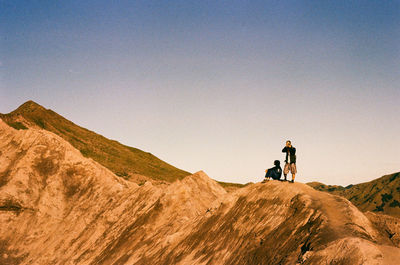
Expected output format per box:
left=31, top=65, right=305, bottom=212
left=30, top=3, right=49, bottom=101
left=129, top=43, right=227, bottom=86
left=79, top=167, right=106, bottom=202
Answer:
left=0, top=101, right=191, bottom=182
left=308, top=172, right=400, bottom=218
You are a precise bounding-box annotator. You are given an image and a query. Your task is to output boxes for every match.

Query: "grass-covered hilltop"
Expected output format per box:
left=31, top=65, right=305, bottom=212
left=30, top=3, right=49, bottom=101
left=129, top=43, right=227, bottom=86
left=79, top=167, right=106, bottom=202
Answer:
left=0, top=100, right=191, bottom=183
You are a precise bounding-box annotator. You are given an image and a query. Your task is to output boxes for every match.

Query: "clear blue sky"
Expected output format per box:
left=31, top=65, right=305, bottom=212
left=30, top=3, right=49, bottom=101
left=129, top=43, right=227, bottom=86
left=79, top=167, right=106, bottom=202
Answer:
left=1, top=1, right=399, bottom=185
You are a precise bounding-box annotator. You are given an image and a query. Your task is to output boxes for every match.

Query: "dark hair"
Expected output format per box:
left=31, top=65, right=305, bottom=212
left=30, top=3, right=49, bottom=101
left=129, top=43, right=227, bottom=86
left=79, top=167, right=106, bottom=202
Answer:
left=274, top=160, right=280, bottom=166
left=286, top=140, right=291, bottom=144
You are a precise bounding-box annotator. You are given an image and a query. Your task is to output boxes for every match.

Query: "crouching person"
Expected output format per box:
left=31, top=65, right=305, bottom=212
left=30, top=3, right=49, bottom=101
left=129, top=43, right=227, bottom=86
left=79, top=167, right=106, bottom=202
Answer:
left=264, top=160, right=282, bottom=181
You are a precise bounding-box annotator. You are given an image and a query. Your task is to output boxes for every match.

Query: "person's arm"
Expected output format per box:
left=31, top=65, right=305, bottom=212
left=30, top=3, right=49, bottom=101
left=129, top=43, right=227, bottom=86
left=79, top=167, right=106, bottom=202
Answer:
left=282, top=147, right=287, bottom=152
left=291, top=147, right=296, bottom=155
left=277, top=167, right=282, bottom=178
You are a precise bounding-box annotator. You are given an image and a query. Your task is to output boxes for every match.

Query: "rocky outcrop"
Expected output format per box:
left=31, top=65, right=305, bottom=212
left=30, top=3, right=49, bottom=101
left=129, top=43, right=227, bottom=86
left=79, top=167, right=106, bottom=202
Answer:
left=1, top=119, right=400, bottom=264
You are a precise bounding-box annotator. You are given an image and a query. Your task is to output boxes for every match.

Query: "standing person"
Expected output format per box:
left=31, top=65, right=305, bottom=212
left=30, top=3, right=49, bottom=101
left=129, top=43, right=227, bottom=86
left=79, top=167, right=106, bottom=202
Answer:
left=282, top=140, right=297, bottom=182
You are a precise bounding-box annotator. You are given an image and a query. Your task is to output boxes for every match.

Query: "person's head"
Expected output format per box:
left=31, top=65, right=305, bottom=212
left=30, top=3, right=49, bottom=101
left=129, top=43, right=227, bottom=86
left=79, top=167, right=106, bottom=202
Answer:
left=274, top=160, right=280, bottom=166
left=286, top=140, right=292, bottom=147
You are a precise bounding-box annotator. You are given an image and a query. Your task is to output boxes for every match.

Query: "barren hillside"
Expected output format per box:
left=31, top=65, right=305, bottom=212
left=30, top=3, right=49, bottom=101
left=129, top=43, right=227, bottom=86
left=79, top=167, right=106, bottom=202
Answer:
left=1, top=119, right=400, bottom=264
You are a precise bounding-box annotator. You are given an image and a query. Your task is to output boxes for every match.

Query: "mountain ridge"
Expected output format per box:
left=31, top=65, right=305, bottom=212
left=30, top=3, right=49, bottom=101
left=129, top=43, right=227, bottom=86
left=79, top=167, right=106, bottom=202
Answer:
left=0, top=100, right=191, bottom=183
left=1, top=120, right=399, bottom=264
left=308, top=172, right=400, bottom=218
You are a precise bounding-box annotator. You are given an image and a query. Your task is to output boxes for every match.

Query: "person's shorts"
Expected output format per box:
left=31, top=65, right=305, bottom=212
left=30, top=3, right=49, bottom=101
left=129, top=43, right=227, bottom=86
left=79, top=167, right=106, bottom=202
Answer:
left=284, top=163, right=297, bottom=175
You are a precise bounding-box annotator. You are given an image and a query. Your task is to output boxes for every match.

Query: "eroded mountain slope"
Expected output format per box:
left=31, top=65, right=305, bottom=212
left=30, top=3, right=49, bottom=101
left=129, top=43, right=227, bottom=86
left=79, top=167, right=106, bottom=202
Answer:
left=1, top=119, right=399, bottom=265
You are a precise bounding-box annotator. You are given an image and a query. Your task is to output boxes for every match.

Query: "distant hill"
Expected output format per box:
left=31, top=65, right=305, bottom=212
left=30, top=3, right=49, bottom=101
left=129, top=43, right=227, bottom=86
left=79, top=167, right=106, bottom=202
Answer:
left=308, top=172, right=400, bottom=218
left=0, top=100, right=191, bottom=182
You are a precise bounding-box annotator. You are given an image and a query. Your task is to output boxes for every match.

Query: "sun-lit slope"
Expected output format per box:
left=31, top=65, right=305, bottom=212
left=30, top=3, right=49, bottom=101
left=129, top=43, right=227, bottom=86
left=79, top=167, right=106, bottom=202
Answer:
left=1, top=120, right=399, bottom=264
left=0, top=119, right=223, bottom=264
left=308, top=172, right=400, bottom=218
left=154, top=181, right=400, bottom=265
left=0, top=100, right=191, bottom=182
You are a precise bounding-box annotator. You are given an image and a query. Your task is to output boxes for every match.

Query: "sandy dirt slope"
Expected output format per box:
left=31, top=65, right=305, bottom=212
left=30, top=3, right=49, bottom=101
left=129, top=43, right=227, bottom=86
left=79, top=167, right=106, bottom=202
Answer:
left=1, top=119, right=399, bottom=265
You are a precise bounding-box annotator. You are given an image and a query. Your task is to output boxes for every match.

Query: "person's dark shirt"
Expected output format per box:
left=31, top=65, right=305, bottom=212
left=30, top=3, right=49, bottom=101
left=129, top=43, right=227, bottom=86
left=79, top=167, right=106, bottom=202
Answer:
left=282, top=146, right=296, bottom=164
left=265, top=166, right=282, bottom=180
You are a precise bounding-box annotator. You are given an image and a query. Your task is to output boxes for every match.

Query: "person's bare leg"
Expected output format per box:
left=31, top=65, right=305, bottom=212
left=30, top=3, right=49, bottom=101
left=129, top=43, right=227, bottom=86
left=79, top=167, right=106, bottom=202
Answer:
left=292, top=174, right=295, bottom=182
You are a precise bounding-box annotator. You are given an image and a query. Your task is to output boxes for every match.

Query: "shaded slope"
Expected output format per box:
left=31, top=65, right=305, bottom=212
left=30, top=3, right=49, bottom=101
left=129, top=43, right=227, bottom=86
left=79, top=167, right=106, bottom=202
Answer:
left=365, top=212, right=400, bottom=248
left=0, top=100, right=190, bottom=182
left=1, top=120, right=400, bottom=264
left=308, top=172, right=400, bottom=218
left=217, top=180, right=249, bottom=193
